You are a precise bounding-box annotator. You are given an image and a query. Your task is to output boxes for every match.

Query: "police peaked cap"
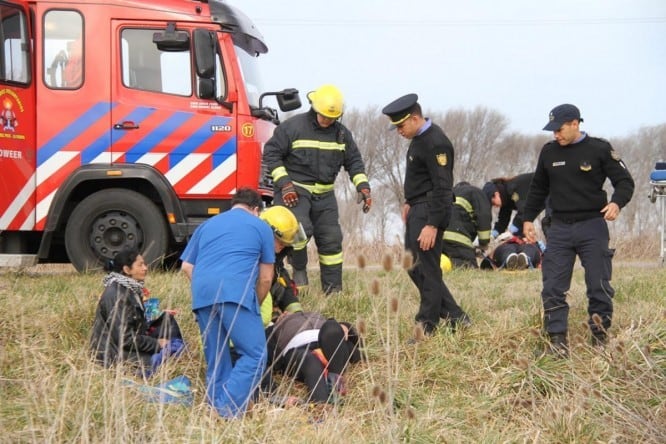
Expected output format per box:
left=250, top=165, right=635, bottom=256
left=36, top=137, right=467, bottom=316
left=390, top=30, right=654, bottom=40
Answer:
left=382, top=93, right=419, bottom=125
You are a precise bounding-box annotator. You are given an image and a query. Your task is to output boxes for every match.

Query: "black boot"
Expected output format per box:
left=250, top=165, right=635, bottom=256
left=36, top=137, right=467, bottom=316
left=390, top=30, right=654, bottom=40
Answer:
left=546, top=333, right=569, bottom=358
left=292, top=269, right=309, bottom=288
left=590, top=331, right=608, bottom=347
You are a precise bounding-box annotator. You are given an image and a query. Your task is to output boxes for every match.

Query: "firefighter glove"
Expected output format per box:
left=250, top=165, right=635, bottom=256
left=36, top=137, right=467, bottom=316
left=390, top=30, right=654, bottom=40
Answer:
left=281, top=182, right=299, bottom=207
left=357, top=189, right=372, bottom=213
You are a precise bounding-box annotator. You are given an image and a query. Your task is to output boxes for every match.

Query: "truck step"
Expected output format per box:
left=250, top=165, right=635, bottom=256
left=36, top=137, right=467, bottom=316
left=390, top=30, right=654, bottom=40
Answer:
left=0, top=254, right=38, bottom=267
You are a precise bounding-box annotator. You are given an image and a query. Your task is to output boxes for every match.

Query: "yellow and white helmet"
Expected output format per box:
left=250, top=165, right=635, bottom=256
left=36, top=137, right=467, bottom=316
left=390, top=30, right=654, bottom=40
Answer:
left=307, top=84, right=344, bottom=119
left=260, top=206, right=306, bottom=247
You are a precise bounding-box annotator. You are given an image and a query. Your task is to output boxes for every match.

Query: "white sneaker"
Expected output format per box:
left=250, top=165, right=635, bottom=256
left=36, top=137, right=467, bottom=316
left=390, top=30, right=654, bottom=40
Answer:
left=505, top=253, right=519, bottom=270
left=517, top=252, right=530, bottom=269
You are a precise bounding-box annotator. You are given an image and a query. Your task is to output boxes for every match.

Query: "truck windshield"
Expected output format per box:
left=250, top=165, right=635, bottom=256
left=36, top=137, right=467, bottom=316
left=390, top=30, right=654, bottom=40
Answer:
left=235, top=47, right=263, bottom=108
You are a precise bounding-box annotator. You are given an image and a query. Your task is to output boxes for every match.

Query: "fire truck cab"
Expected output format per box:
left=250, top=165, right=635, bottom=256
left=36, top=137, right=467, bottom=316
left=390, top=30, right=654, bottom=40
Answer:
left=0, top=0, right=300, bottom=271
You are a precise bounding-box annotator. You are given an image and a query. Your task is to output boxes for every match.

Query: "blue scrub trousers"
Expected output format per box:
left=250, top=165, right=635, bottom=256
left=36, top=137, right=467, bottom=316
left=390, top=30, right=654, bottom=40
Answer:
left=195, top=302, right=267, bottom=417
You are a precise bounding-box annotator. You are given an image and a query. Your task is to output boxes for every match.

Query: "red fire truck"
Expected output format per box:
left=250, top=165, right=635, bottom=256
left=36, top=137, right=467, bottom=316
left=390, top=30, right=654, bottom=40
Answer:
left=0, top=0, right=300, bottom=271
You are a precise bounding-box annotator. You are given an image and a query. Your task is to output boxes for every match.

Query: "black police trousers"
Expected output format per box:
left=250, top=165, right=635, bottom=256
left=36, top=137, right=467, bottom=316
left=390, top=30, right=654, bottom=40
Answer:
left=541, top=217, right=614, bottom=335
left=405, top=203, right=465, bottom=333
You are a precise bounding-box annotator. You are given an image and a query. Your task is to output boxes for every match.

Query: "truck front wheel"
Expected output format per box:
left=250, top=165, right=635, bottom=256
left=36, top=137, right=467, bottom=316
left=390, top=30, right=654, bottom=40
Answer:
left=65, top=189, right=169, bottom=272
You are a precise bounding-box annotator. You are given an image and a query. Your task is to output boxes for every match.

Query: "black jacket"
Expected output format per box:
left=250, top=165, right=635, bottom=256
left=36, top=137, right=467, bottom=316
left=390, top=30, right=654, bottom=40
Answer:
left=491, top=173, right=534, bottom=236
left=89, top=281, right=160, bottom=368
left=270, top=249, right=302, bottom=314
left=263, top=109, right=370, bottom=192
left=404, top=122, right=455, bottom=229
left=444, top=182, right=492, bottom=248
left=524, top=135, right=634, bottom=222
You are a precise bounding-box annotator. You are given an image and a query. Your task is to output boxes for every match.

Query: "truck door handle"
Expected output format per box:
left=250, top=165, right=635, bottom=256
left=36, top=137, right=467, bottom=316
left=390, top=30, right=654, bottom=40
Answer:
left=113, top=121, right=140, bottom=130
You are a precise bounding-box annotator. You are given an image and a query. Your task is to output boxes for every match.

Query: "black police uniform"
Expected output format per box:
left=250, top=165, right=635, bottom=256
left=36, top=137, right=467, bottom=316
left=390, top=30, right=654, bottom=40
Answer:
left=383, top=94, right=468, bottom=334
left=442, top=181, right=492, bottom=268
left=263, top=109, right=370, bottom=293
left=523, top=134, right=634, bottom=338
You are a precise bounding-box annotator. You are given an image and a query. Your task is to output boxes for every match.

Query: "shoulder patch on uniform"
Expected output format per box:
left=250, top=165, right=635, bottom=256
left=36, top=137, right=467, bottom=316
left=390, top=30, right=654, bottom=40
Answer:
left=436, top=153, right=447, bottom=166
left=610, top=150, right=621, bottom=161
left=511, top=192, right=519, bottom=202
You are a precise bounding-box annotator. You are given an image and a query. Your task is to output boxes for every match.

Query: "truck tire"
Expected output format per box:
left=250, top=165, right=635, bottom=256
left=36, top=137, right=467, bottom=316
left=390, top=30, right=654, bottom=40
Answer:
left=65, top=189, right=169, bottom=272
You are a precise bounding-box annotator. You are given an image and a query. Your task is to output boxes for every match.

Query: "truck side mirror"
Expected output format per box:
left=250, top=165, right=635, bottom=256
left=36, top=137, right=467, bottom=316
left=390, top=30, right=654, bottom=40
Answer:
left=276, top=88, right=301, bottom=112
left=153, top=22, right=190, bottom=51
left=199, top=78, right=215, bottom=100
left=193, top=29, right=216, bottom=79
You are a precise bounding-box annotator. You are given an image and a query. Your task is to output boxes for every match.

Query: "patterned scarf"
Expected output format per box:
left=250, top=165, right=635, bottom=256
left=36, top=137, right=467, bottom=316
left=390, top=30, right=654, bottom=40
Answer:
left=103, top=272, right=145, bottom=299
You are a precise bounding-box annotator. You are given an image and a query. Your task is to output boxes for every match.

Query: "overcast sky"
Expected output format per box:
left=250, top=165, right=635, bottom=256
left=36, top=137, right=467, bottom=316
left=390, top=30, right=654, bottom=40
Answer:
left=236, top=0, right=665, bottom=138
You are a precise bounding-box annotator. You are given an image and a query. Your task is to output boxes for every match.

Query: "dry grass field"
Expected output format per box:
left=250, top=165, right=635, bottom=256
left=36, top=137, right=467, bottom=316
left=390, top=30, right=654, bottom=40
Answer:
left=0, top=252, right=664, bottom=443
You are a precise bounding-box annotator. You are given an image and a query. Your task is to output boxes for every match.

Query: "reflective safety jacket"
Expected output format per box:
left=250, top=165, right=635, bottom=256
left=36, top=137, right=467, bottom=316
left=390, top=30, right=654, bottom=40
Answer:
left=443, top=182, right=492, bottom=248
left=263, top=109, right=369, bottom=194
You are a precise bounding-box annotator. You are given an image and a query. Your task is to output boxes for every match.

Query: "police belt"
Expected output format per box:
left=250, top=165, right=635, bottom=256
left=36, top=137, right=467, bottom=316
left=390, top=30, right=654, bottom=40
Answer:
left=407, top=192, right=431, bottom=206
left=552, top=212, right=603, bottom=224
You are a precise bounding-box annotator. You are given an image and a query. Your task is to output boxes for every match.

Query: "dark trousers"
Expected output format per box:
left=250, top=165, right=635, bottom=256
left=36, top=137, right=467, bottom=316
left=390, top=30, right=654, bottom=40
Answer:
left=270, top=319, right=360, bottom=403
left=146, top=312, right=183, bottom=340
left=275, top=189, right=343, bottom=292
left=405, top=203, right=465, bottom=333
left=541, top=218, right=614, bottom=335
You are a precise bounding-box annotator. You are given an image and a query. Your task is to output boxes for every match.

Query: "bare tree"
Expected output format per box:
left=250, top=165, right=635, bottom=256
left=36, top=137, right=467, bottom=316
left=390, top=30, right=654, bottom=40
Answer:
left=328, top=104, right=665, bottom=261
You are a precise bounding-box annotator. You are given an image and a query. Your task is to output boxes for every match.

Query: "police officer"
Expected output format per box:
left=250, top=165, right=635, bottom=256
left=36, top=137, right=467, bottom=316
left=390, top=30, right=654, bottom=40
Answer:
left=523, top=104, right=634, bottom=356
left=483, top=173, right=536, bottom=238
left=382, top=93, right=470, bottom=336
left=263, top=84, right=372, bottom=294
left=442, top=181, right=492, bottom=268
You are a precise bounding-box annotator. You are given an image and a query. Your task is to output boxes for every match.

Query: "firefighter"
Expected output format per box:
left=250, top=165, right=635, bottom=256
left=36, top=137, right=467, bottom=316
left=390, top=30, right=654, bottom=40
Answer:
left=263, top=84, right=372, bottom=294
left=442, top=181, right=492, bottom=269
left=259, top=205, right=306, bottom=316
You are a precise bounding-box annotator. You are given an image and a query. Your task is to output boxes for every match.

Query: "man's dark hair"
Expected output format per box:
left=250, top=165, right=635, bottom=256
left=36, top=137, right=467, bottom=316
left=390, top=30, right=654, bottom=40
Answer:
left=232, top=187, right=262, bottom=209
left=410, top=103, right=423, bottom=118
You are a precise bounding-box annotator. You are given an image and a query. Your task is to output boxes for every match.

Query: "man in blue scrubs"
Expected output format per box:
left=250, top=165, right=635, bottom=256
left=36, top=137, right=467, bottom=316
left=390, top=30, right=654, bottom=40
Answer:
left=181, top=188, right=274, bottom=417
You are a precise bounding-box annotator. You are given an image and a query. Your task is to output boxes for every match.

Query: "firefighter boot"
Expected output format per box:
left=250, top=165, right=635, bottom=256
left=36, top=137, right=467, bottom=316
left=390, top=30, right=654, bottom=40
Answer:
left=289, top=248, right=309, bottom=289
left=321, top=263, right=342, bottom=295
left=292, top=268, right=309, bottom=289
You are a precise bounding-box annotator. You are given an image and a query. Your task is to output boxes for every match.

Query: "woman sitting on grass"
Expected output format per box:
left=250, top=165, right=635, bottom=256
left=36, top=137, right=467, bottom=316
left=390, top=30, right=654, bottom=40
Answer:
left=89, top=249, right=184, bottom=377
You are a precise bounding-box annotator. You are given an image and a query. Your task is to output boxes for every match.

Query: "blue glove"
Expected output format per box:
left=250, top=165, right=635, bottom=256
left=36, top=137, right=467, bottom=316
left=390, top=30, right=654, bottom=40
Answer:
left=491, top=229, right=499, bottom=239
left=169, top=338, right=186, bottom=356
left=509, top=223, right=519, bottom=234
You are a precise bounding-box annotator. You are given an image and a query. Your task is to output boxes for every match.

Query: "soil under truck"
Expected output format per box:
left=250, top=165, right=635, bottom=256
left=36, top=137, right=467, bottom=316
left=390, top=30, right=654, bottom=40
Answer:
left=0, top=0, right=301, bottom=271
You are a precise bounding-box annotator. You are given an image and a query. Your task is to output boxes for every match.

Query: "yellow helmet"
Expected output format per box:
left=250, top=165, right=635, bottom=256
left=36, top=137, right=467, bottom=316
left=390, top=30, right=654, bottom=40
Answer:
left=440, top=253, right=452, bottom=273
left=260, top=206, right=306, bottom=246
left=307, top=84, right=344, bottom=119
